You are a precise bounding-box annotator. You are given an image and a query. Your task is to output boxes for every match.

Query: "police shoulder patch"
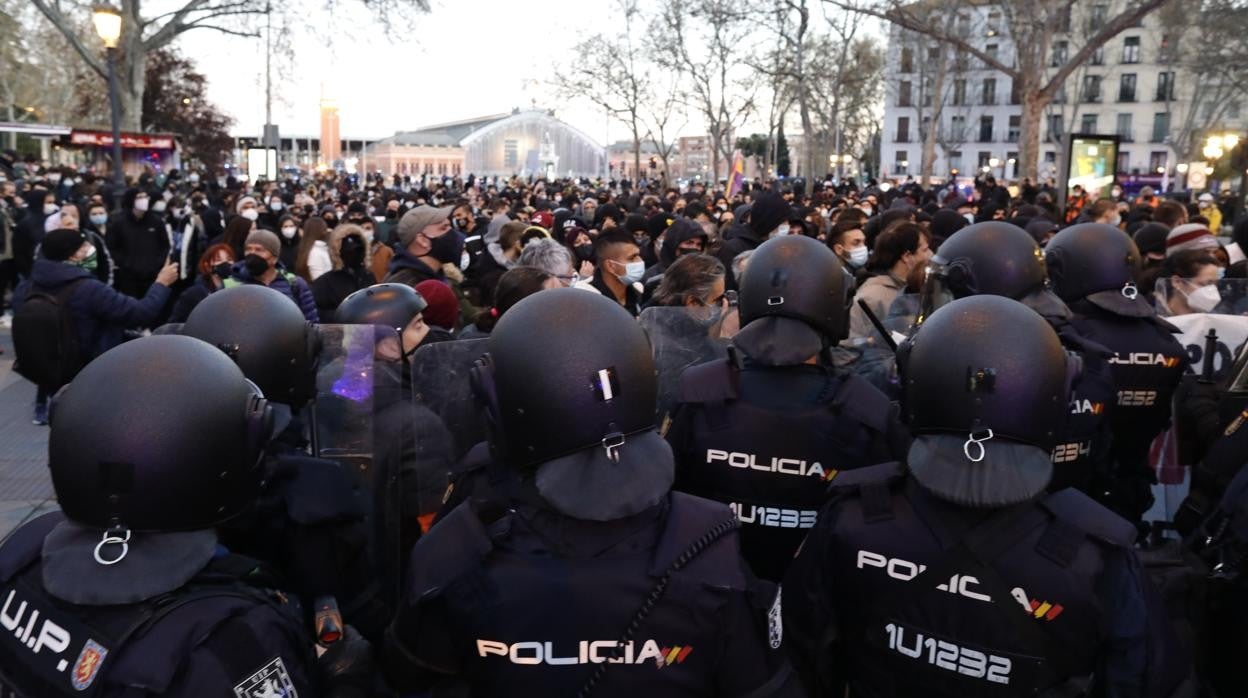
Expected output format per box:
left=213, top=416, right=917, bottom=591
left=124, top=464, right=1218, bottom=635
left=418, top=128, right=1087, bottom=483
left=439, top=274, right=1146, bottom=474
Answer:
left=233, top=656, right=298, bottom=698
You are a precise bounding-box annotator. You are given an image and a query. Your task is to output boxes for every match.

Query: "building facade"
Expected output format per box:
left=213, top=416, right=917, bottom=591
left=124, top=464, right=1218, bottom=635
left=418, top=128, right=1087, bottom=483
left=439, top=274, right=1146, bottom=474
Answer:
left=881, top=2, right=1247, bottom=184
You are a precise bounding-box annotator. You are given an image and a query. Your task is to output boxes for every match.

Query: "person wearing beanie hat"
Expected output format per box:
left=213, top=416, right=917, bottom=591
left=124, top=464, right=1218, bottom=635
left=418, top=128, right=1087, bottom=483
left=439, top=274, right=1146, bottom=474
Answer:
left=1165, top=223, right=1220, bottom=257
left=414, top=279, right=459, bottom=338
left=1133, top=222, right=1171, bottom=264
left=929, top=208, right=969, bottom=250
left=715, top=192, right=788, bottom=289
left=15, top=229, right=178, bottom=422
left=223, top=228, right=319, bottom=322
left=234, top=195, right=259, bottom=221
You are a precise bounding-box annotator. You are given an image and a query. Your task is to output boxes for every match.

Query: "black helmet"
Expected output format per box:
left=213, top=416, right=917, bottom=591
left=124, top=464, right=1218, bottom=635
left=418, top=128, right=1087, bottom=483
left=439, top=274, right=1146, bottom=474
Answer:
left=1045, top=223, right=1151, bottom=317
left=182, top=285, right=321, bottom=406
left=738, top=234, right=850, bottom=344
left=50, top=335, right=271, bottom=532
left=335, top=283, right=427, bottom=336
left=473, top=289, right=669, bottom=520
left=899, top=295, right=1073, bottom=507
left=919, top=221, right=1067, bottom=323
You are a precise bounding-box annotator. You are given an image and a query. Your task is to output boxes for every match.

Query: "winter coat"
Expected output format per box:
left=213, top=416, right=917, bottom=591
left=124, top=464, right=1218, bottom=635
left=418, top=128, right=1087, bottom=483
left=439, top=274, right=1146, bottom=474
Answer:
left=16, top=258, right=169, bottom=360
left=384, top=249, right=445, bottom=288
left=312, top=227, right=375, bottom=322
left=306, top=240, right=332, bottom=281
left=715, top=222, right=763, bottom=290
left=109, top=189, right=171, bottom=298
left=226, top=261, right=319, bottom=323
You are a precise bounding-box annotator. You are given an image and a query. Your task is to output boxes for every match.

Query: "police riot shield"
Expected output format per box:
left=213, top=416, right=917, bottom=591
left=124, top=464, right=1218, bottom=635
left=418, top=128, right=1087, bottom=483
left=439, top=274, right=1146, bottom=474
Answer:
left=638, top=306, right=731, bottom=426
left=313, top=324, right=416, bottom=609
left=410, top=338, right=490, bottom=463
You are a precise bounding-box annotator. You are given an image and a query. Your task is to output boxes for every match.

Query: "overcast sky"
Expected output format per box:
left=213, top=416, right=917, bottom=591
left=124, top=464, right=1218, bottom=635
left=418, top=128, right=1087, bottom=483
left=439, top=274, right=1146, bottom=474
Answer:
left=177, top=0, right=645, bottom=145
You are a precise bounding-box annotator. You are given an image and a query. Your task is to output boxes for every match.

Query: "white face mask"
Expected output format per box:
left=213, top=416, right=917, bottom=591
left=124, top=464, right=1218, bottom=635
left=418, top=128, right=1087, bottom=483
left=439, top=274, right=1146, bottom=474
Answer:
left=963, top=212, right=975, bottom=224
left=361, top=228, right=374, bottom=242
left=43, top=203, right=59, bottom=216
left=270, top=200, right=283, bottom=211
left=134, top=197, right=150, bottom=213
left=280, top=226, right=297, bottom=239
left=162, top=190, right=174, bottom=201
left=152, top=201, right=167, bottom=213
left=188, top=173, right=200, bottom=183
left=614, top=259, right=645, bottom=284
left=770, top=224, right=790, bottom=238
left=847, top=245, right=869, bottom=268
left=240, top=209, right=259, bottom=221
left=48, top=173, right=61, bottom=184
left=1186, top=284, right=1221, bottom=313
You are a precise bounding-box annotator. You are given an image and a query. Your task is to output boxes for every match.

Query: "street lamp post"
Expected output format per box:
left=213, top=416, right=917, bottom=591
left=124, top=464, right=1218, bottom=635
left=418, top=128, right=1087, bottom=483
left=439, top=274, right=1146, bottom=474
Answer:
left=92, top=5, right=124, bottom=192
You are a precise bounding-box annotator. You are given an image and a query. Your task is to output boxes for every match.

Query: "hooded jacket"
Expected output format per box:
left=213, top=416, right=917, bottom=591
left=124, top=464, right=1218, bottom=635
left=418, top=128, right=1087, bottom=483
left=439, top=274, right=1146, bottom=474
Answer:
left=384, top=248, right=445, bottom=289
left=108, top=188, right=171, bottom=298
left=13, top=189, right=50, bottom=276
left=16, top=258, right=170, bottom=360
left=226, top=260, right=319, bottom=323
left=642, top=218, right=708, bottom=294
left=313, top=227, right=375, bottom=322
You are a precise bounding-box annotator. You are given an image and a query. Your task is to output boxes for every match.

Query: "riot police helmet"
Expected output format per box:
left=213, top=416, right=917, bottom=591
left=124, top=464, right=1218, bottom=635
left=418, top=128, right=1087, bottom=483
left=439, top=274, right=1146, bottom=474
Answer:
left=1045, top=222, right=1151, bottom=317
left=473, top=288, right=669, bottom=521
left=735, top=234, right=851, bottom=364
left=50, top=335, right=272, bottom=534
left=335, top=283, right=429, bottom=357
left=182, top=284, right=321, bottom=406
left=918, top=221, right=1069, bottom=323
left=898, top=295, right=1073, bottom=507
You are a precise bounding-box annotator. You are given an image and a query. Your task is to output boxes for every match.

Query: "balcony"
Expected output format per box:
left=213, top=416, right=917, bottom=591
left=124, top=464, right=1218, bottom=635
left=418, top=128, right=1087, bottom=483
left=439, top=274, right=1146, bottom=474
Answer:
left=1117, top=131, right=1135, bottom=143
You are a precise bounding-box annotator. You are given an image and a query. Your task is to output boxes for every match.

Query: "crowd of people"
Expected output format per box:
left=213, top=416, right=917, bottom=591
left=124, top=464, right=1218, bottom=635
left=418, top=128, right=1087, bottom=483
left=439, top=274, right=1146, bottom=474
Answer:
left=0, top=154, right=1247, bottom=697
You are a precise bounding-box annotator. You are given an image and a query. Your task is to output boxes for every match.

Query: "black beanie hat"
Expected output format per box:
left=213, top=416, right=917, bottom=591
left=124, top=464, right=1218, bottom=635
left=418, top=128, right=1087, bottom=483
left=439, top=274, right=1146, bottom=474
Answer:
left=749, top=192, right=790, bottom=236
left=42, top=228, right=87, bottom=262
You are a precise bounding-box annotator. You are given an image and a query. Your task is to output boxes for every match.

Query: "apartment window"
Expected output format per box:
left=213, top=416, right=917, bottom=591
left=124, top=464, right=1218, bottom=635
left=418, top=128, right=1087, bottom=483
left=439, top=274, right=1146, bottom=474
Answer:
left=1119, top=73, right=1137, bottom=102
left=953, top=79, right=967, bottom=106
left=1047, top=115, right=1064, bottom=142
left=986, top=11, right=1001, bottom=36
left=1151, top=112, right=1170, bottom=142
left=1149, top=151, right=1168, bottom=172
left=1117, top=151, right=1131, bottom=174
left=1116, top=113, right=1134, bottom=141
left=1056, top=6, right=1072, bottom=33
left=1156, top=72, right=1175, bottom=101
left=985, top=44, right=999, bottom=67
left=1007, top=151, right=1019, bottom=177
left=1090, top=3, right=1108, bottom=26
left=922, top=77, right=933, bottom=107
left=1051, top=41, right=1068, bottom=67
left=1007, top=115, right=1021, bottom=142
left=900, top=47, right=914, bottom=73
left=1081, top=75, right=1102, bottom=103
left=949, top=151, right=963, bottom=172
left=898, top=80, right=912, bottom=107
left=982, top=78, right=997, bottom=105
left=896, top=116, right=911, bottom=143
left=1158, top=34, right=1174, bottom=63
left=954, top=50, right=970, bottom=71
left=927, top=45, right=940, bottom=62
left=978, top=151, right=993, bottom=168
left=951, top=115, right=967, bottom=141
left=504, top=140, right=518, bottom=168
left=1081, top=114, right=1099, bottom=133
left=895, top=150, right=910, bottom=174
left=979, top=115, right=994, bottom=142
left=1010, top=79, right=1022, bottom=105
left=1091, top=46, right=1105, bottom=66
left=920, top=116, right=932, bottom=142
left=1122, top=37, right=1141, bottom=64
left=956, top=14, right=971, bottom=37
left=1053, top=84, right=1067, bottom=104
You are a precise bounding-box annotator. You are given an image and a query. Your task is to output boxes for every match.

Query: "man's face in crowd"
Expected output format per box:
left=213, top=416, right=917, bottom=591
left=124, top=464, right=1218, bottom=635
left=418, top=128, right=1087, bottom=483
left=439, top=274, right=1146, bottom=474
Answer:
left=832, top=229, right=866, bottom=263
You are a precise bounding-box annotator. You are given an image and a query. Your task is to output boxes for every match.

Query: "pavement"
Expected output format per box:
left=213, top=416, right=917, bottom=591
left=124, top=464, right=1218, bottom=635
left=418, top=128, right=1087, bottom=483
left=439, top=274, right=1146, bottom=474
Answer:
left=0, top=327, right=57, bottom=542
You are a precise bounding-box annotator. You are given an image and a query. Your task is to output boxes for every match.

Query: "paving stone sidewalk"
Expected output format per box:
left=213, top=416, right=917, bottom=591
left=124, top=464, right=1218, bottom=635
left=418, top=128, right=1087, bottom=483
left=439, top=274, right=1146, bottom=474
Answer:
left=0, top=328, right=57, bottom=541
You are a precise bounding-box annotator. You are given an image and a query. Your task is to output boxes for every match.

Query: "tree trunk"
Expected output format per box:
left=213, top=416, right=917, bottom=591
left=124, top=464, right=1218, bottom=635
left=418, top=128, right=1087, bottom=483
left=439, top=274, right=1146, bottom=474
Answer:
left=709, top=128, right=722, bottom=184
left=632, top=136, right=642, bottom=184
left=1018, top=88, right=1049, bottom=182
left=920, top=44, right=949, bottom=184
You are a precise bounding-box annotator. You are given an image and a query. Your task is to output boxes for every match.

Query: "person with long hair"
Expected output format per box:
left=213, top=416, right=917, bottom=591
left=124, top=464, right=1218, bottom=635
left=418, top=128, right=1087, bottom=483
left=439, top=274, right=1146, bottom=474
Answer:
left=168, top=243, right=236, bottom=322
left=458, top=266, right=558, bottom=338
left=294, top=216, right=332, bottom=282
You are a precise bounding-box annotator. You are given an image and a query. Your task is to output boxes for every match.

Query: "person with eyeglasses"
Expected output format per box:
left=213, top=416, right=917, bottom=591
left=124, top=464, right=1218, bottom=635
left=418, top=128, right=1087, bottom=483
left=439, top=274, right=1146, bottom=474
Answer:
left=517, top=238, right=581, bottom=287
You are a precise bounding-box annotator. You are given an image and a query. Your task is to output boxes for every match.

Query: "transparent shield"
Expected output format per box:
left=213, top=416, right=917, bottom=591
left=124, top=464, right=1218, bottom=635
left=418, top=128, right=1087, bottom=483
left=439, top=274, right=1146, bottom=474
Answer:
left=410, top=338, right=490, bottom=463
left=639, top=306, right=731, bottom=425
left=1154, top=277, right=1248, bottom=318
left=312, top=324, right=413, bottom=607
left=1154, top=278, right=1248, bottom=381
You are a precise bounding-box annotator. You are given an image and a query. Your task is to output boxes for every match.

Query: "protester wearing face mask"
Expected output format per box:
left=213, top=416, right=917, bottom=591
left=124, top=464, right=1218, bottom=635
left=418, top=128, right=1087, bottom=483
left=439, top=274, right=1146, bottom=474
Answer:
left=574, top=228, right=645, bottom=317
left=225, top=229, right=318, bottom=322
left=168, top=243, right=236, bottom=323
left=15, top=228, right=177, bottom=422
left=1088, top=199, right=1122, bottom=228
left=384, top=205, right=455, bottom=289
left=828, top=220, right=869, bottom=273
left=845, top=222, right=931, bottom=347
left=312, top=224, right=374, bottom=322
left=108, top=188, right=172, bottom=299
left=234, top=195, right=261, bottom=224
left=642, top=217, right=708, bottom=301
left=259, top=193, right=286, bottom=231
left=43, top=203, right=114, bottom=287
left=164, top=195, right=202, bottom=286
left=716, top=191, right=790, bottom=291
left=275, top=214, right=302, bottom=270
left=1162, top=250, right=1223, bottom=316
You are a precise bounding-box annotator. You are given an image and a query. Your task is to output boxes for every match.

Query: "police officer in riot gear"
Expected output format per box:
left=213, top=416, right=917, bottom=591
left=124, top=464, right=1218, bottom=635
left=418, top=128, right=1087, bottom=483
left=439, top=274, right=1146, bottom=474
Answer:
left=181, top=285, right=388, bottom=640
left=666, top=234, right=908, bottom=582
left=0, top=336, right=368, bottom=697
left=783, top=295, right=1187, bottom=698
left=919, top=221, right=1116, bottom=494
left=383, top=289, right=794, bottom=697
left=1046, top=224, right=1187, bottom=527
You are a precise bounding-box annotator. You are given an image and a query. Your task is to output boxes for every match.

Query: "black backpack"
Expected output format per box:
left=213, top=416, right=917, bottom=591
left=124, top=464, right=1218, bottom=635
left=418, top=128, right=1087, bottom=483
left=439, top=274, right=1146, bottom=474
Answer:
left=12, top=278, right=87, bottom=389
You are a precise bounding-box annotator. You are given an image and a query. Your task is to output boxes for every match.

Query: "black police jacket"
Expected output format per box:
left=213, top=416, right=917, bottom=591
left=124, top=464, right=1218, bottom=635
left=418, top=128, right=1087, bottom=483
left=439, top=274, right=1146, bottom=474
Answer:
left=667, top=358, right=908, bottom=582
left=782, top=462, right=1181, bottom=698
left=1049, top=322, right=1117, bottom=496
left=0, top=513, right=317, bottom=698
left=383, top=492, right=791, bottom=697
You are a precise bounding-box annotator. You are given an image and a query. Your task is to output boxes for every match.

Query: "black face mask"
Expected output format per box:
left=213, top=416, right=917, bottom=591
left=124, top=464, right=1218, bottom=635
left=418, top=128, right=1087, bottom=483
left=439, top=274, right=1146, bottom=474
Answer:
left=323, top=215, right=338, bottom=228
left=427, top=231, right=464, bottom=265
left=340, top=236, right=366, bottom=269
left=212, top=261, right=232, bottom=279
left=243, top=254, right=270, bottom=277
left=574, top=244, right=594, bottom=263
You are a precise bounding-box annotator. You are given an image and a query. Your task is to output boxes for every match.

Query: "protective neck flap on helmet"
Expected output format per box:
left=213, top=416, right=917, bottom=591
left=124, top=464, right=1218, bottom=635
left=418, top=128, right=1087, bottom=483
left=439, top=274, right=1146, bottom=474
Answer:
left=533, top=430, right=674, bottom=522
left=732, top=316, right=824, bottom=366
left=906, top=434, right=1052, bottom=508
